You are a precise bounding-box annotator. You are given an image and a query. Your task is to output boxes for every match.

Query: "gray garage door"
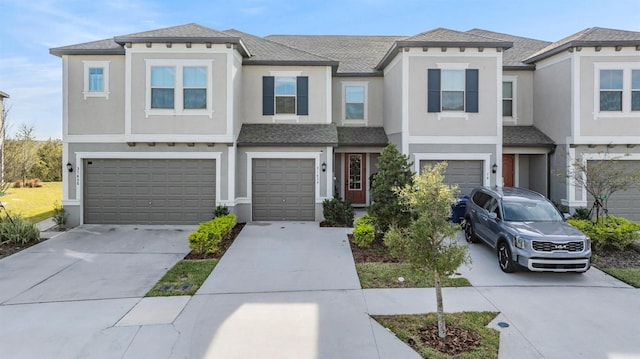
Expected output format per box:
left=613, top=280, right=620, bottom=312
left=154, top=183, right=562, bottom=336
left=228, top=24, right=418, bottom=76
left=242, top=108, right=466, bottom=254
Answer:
left=84, top=159, right=216, bottom=224
left=420, top=160, right=483, bottom=196
left=252, top=158, right=315, bottom=221
left=587, top=160, right=640, bottom=222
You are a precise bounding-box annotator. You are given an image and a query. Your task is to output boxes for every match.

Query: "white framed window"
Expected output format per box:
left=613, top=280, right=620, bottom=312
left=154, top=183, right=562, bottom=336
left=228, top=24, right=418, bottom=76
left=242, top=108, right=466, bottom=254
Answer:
left=441, top=69, right=465, bottom=111
left=145, top=59, right=213, bottom=118
left=594, top=63, right=640, bottom=117
left=502, top=75, right=518, bottom=123
left=82, top=61, right=110, bottom=99
left=341, top=82, right=368, bottom=124
left=275, top=77, right=296, bottom=114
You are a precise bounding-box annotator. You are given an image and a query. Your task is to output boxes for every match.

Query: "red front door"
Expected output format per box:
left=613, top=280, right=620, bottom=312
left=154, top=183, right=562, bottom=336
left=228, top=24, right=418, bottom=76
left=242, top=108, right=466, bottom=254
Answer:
left=502, top=154, right=515, bottom=187
left=345, top=153, right=366, bottom=204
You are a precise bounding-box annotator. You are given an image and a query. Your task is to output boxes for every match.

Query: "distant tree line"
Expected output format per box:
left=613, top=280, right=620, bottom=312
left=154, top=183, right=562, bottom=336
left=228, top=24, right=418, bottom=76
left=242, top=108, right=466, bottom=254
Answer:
left=4, top=124, right=62, bottom=184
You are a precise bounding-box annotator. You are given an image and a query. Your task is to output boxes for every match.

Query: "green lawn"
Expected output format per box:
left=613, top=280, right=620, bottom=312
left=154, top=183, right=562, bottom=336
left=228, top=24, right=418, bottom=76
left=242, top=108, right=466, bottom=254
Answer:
left=0, top=182, right=63, bottom=223
left=356, top=262, right=470, bottom=288
left=373, top=312, right=500, bottom=359
left=601, top=268, right=640, bottom=288
left=146, top=259, right=218, bottom=296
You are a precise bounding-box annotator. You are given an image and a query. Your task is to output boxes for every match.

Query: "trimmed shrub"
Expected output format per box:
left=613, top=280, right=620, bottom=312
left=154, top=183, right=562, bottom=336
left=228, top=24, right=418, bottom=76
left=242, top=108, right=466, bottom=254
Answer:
left=13, top=181, right=22, bottom=188
left=188, top=214, right=237, bottom=256
left=322, top=197, right=354, bottom=227
left=572, top=207, right=591, bottom=220
left=353, top=215, right=375, bottom=247
left=568, top=216, right=640, bottom=251
left=25, top=178, right=42, bottom=188
left=0, top=216, right=40, bottom=246
left=213, top=205, right=230, bottom=218
left=52, top=201, right=67, bottom=229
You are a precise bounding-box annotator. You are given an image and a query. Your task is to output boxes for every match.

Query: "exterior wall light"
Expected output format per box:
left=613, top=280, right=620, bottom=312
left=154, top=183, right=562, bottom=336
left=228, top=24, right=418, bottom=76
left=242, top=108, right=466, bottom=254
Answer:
left=492, top=163, right=498, bottom=174
left=321, top=162, right=327, bottom=172
left=66, top=162, right=73, bottom=173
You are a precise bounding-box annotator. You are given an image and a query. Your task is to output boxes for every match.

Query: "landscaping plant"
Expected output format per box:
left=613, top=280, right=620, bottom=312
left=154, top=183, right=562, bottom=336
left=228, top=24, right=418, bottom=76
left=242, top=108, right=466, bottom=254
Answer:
left=353, top=215, right=375, bottom=247
left=384, top=162, right=469, bottom=339
left=368, top=144, right=414, bottom=232
left=188, top=214, right=236, bottom=257
left=568, top=215, right=640, bottom=251
left=0, top=216, right=40, bottom=246
left=322, top=197, right=354, bottom=226
left=213, top=204, right=230, bottom=218
left=52, top=201, right=67, bottom=229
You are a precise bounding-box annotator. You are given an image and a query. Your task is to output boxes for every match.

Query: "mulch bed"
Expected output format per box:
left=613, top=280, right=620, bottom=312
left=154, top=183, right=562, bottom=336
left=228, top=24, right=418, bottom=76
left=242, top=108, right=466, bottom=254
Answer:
left=408, top=323, right=481, bottom=356
left=0, top=239, right=46, bottom=260
left=593, top=248, right=640, bottom=269
left=347, top=233, right=399, bottom=263
left=183, top=222, right=246, bottom=260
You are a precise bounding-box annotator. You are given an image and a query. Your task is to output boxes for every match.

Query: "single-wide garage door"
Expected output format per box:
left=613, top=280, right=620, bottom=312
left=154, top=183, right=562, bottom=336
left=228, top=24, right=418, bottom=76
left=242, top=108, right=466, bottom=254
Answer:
left=587, top=160, right=640, bottom=222
left=252, top=158, right=315, bottom=221
left=84, top=159, right=216, bottom=224
left=420, top=160, right=483, bottom=196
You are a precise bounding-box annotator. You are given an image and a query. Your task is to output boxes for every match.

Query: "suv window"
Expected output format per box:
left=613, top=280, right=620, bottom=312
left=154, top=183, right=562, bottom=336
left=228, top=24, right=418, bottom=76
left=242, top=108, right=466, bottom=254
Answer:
left=484, top=197, right=502, bottom=219
left=472, top=191, right=491, bottom=208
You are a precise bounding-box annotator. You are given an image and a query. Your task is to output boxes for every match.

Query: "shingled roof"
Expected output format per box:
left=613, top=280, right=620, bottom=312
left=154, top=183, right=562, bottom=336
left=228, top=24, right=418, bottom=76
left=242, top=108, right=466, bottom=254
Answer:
left=237, top=124, right=338, bottom=146
left=337, top=127, right=388, bottom=146
left=224, top=30, right=338, bottom=67
left=376, top=28, right=513, bottom=70
left=50, top=23, right=250, bottom=57
left=267, top=35, right=403, bottom=75
left=50, top=38, right=124, bottom=56
left=467, top=29, right=551, bottom=69
left=503, top=126, right=555, bottom=147
left=524, top=27, right=640, bottom=64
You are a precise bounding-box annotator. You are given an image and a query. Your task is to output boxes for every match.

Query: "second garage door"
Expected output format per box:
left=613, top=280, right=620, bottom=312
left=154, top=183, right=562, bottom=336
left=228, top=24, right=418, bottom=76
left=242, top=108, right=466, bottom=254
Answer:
left=420, top=160, right=483, bottom=196
left=84, top=159, right=216, bottom=224
left=252, top=158, right=315, bottom=221
left=587, top=160, right=640, bottom=222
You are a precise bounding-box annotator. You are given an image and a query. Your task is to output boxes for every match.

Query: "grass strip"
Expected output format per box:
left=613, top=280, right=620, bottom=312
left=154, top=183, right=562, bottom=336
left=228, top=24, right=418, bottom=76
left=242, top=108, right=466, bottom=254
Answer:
left=146, top=259, right=217, bottom=296
left=601, top=267, right=640, bottom=288
left=356, top=262, right=470, bottom=288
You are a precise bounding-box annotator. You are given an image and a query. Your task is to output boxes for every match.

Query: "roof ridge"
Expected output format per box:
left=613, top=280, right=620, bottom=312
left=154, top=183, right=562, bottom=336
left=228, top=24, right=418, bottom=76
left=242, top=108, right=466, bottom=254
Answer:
left=225, top=29, right=338, bottom=62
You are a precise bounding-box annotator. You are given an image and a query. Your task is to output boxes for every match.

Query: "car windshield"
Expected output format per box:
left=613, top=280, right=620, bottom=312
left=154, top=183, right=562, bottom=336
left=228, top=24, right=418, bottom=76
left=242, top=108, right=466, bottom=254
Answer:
left=502, top=199, right=564, bottom=222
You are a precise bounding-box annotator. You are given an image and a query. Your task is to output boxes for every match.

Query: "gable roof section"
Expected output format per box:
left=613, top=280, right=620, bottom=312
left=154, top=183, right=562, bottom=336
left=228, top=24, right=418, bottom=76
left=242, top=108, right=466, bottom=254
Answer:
left=50, top=23, right=250, bottom=57
left=224, top=30, right=338, bottom=68
left=50, top=38, right=124, bottom=56
left=237, top=124, right=338, bottom=146
left=503, top=126, right=555, bottom=147
left=467, top=29, right=551, bottom=70
left=267, top=35, right=403, bottom=76
left=337, top=127, right=388, bottom=146
left=376, top=28, right=513, bottom=70
left=524, top=27, right=640, bottom=64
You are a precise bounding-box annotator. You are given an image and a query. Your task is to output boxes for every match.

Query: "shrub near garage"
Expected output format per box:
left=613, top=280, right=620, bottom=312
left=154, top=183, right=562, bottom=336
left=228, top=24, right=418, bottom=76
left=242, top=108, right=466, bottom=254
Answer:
left=188, top=214, right=236, bottom=257
left=568, top=216, right=640, bottom=251
left=0, top=216, right=40, bottom=246
left=322, top=197, right=354, bottom=227
left=353, top=215, right=375, bottom=247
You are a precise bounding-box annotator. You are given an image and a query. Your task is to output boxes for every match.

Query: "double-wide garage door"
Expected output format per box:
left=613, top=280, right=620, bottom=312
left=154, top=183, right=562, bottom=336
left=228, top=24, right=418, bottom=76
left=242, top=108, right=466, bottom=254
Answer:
left=420, top=160, right=483, bottom=196
left=84, top=159, right=216, bottom=224
left=587, top=160, right=640, bottom=222
left=252, top=158, right=315, bottom=221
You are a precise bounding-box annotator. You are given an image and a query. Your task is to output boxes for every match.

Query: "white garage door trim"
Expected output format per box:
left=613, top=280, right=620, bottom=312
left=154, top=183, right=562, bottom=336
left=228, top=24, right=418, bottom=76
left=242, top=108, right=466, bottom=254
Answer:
left=576, top=152, right=640, bottom=204
left=245, top=152, right=322, bottom=221
left=74, top=152, right=222, bottom=225
left=413, top=153, right=492, bottom=186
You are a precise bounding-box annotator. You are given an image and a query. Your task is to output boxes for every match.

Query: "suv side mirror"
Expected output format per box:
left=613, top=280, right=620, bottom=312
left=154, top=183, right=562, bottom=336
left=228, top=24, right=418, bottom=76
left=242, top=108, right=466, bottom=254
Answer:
left=488, top=212, right=498, bottom=220
left=563, top=213, right=572, bottom=220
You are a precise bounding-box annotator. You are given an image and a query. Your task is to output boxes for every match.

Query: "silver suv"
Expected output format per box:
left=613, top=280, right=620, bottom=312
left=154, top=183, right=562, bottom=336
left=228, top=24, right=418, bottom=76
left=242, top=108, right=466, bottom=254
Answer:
left=464, top=187, right=591, bottom=273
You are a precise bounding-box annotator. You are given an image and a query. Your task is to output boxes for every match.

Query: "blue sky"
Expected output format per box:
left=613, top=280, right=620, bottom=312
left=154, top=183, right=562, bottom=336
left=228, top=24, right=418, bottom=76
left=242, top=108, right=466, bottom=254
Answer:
left=1, top=0, right=639, bottom=139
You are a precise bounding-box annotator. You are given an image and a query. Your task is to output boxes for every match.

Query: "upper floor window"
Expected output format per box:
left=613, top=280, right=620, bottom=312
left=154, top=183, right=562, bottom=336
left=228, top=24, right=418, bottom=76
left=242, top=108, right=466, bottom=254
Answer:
left=428, top=68, right=478, bottom=113
left=341, top=82, right=367, bottom=123
left=263, top=75, right=308, bottom=117
left=632, top=70, right=640, bottom=111
left=599, top=69, right=623, bottom=111
left=82, top=60, right=110, bottom=100
left=145, top=59, right=213, bottom=118
left=502, top=81, right=513, bottom=116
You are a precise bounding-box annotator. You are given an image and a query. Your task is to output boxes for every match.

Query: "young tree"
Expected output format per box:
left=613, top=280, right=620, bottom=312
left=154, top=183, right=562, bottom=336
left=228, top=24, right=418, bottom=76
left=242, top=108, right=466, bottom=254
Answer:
left=384, top=162, right=469, bottom=339
left=568, top=154, right=640, bottom=221
left=31, top=139, right=63, bottom=182
left=4, top=124, right=37, bottom=184
left=368, top=143, right=414, bottom=232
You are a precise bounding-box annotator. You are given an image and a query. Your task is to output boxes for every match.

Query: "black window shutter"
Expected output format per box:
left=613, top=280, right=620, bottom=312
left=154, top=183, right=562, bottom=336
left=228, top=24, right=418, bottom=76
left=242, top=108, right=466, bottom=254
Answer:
left=297, top=76, right=308, bottom=115
left=427, top=69, right=441, bottom=113
left=465, top=69, right=479, bottom=113
left=262, top=76, right=275, bottom=115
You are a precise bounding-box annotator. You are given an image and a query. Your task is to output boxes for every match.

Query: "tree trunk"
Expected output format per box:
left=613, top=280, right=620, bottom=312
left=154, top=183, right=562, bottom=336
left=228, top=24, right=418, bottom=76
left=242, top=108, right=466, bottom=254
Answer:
left=434, top=270, right=446, bottom=338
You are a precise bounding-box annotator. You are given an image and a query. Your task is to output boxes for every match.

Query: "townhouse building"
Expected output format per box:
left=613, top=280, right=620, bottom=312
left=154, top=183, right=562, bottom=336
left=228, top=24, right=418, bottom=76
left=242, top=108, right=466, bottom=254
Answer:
left=50, top=23, right=640, bottom=226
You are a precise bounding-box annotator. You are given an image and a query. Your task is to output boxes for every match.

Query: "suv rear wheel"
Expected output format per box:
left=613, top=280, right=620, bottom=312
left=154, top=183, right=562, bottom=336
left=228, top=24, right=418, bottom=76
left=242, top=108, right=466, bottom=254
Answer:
left=464, top=219, right=479, bottom=243
left=497, top=241, right=517, bottom=273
